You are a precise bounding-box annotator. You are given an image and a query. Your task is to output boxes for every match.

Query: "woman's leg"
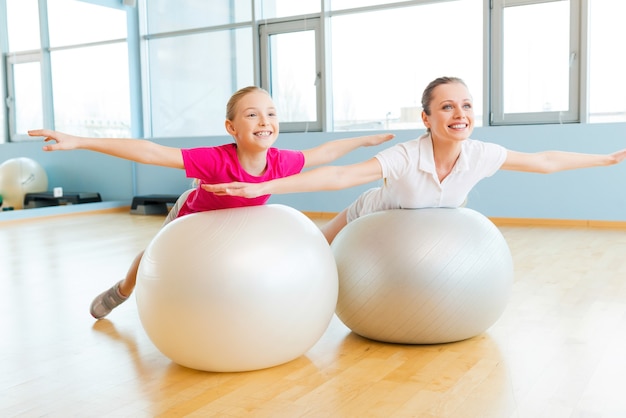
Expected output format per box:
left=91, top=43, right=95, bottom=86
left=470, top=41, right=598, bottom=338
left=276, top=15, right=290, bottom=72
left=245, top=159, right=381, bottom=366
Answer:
left=321, top=188, right=387, bottom=245
left=320, top=209, right=348, bottom=245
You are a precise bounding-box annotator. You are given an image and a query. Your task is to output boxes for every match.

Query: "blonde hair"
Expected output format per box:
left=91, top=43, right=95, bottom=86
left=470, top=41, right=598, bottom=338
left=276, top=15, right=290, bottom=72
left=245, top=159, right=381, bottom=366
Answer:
left=421, top=76, right=467, bottom=116
left=225, top=86, right=271, bottom=121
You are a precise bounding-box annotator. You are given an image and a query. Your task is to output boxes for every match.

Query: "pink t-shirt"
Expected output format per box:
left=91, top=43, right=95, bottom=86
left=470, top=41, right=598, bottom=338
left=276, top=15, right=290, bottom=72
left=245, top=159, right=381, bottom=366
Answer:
left=177, top=143, right=305, bottom=218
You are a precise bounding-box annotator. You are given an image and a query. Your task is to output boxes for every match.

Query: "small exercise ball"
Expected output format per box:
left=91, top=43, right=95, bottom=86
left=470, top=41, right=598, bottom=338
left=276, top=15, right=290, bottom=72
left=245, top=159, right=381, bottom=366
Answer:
left=332, top=208, right=514, bottom=344
left=0, top=157, right=48, bottom=209
left=136, top=204, right=338, bottom=372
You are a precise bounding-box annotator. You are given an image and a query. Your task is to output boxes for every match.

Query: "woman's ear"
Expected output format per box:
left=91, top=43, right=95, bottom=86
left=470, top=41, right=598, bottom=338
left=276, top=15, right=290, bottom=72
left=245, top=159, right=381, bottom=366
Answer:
left=421, top=111, right=431, bottom=129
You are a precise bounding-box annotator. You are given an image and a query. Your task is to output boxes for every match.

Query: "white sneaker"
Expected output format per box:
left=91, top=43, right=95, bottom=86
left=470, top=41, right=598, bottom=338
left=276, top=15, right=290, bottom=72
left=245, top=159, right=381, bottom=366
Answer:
left=90, top=281, right=128, bottom=319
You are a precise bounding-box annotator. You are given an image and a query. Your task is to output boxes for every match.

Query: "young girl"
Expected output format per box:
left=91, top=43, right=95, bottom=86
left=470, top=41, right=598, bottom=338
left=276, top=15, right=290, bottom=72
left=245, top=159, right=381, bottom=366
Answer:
left=202, top=77, right=626, bottom=244
left=29, top=86, right=393, bottom=319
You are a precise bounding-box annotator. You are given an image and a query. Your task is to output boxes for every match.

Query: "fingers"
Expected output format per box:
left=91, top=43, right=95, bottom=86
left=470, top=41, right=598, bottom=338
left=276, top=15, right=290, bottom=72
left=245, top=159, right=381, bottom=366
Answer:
left=370, top=133, right=395, bottom=146
left=201, top=184, right=227, bottom=192
left=40, top=135, right=60, bottom=152
left=28, top=129, right=58, bottom=151
left=200, top=184, right=234, bottom=196
left=614, top=149, right=626, bottom=163
left=201, top=183, right=251, bottom=197
left=28, top=129, right=53, bottom=138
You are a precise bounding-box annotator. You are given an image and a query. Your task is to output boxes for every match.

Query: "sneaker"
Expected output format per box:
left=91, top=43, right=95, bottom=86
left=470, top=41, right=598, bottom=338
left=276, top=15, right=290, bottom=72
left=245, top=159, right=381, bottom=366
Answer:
left=90, top=280, right=129, bottom=319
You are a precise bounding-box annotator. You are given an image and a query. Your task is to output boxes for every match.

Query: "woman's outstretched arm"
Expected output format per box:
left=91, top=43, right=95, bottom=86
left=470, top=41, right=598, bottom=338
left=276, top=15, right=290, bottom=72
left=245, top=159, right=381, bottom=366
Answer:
left=202, top=158, right=383, bottom=198
left=501, top=148, right=626, bottom=173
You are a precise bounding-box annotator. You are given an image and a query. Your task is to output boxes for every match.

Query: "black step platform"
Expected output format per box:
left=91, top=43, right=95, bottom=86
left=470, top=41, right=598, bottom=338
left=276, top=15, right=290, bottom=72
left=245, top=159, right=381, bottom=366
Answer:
left=24, top=191, right=102, bottom=208
left=130, top=194, right=180, bottom=215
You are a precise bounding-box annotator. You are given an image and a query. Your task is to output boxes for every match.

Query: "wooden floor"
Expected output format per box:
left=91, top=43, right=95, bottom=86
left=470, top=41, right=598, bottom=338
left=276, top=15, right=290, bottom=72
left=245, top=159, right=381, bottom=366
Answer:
left=2, top=211, right=626, bottom=417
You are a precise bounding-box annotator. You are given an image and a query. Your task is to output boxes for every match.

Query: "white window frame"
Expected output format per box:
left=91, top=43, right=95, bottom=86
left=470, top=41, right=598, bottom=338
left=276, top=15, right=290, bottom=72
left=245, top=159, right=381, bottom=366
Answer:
left=259, top=18, right=324, bottom=132
left=490, top=0, right=582, bottom=125
left=5, top=51, right=51, bottom=141
left=3, top=0, right=133, bottom=142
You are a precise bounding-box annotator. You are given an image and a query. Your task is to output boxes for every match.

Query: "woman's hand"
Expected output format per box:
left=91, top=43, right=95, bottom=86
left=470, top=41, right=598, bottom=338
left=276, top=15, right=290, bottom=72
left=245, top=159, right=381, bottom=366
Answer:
left=201, top=182, right=267, bottom=198
left=608, top=148, right=626, bottom=165
left=363, top=133, right=395, bottom=147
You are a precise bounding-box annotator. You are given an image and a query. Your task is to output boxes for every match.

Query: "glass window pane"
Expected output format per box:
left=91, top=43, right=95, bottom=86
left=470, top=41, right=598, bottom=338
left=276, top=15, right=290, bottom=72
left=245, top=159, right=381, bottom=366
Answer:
left=47, top=0, right=126, bottom=47
left=13, top=62, right=43, bottom=135
left=502, top=1, right=569, bottom=113
left=6, top=0, right=40, bottom=51
left=51, top=43, right=131, bottom=137
left=259, top=0, right=320, bottom=19
left=146, top=0, right=251, bottom=34
left=268, top=31, right=317, bottom=123
left=588, top=0, right=626, bottom=123
left=330, top=0, right=404, bottom=11
left=331, top=0, right=483, bottom=131
left=148, top=29, right=253, bottom=137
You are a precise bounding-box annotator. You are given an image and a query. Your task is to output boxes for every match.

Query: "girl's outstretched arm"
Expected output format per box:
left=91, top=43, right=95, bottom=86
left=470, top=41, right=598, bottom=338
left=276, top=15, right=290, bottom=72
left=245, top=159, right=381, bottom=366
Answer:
left=203, top=158, right=383, bottom=198
left=29, top=129, right=184, bottom=169
left=301, top=133, right=394, bottom=168
left=501, top=148, right=626, bottom=173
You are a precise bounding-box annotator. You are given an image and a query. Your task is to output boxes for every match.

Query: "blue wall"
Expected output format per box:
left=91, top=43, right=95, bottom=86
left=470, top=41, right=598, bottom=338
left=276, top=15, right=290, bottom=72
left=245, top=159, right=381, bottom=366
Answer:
left=2, top=122, right=626, bottom=221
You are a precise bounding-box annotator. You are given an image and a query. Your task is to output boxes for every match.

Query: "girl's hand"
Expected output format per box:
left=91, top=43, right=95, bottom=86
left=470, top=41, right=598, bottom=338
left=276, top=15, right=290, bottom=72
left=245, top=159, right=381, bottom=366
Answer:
left=29, top=129, right=81, bottom=151
left=201, top=182, right=266, bottom=198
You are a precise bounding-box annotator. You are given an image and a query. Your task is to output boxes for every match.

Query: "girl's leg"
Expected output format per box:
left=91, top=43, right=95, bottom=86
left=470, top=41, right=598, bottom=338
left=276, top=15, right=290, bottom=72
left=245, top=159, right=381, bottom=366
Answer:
left=118, top=250, right=143, bottom=296
left=89, top=189, right=194, bottom=319
left=320, top=209, right=348, bottom=245
left=89, top=250, right=143, bottom=319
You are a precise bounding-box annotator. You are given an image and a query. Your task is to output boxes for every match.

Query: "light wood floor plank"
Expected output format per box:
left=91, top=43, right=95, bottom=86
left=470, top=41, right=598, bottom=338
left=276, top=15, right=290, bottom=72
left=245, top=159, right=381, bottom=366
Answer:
left=2, top=212, right=626, bottom=417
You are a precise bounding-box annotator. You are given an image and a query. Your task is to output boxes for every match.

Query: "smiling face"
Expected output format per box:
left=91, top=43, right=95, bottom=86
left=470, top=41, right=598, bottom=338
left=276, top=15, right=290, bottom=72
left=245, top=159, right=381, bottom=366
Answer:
left=225, top=89, right=279, bottom=153
left=421, top=81, right=474, bottom=144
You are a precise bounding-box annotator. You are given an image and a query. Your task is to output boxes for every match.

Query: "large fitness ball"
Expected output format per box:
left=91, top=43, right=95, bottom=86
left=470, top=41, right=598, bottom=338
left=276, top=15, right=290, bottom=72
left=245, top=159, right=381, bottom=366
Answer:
left=332, top=208, right=514, bottom=344
left=136, top=204, right=338, bottom=372
left=0, top=157, right=48, bottom=209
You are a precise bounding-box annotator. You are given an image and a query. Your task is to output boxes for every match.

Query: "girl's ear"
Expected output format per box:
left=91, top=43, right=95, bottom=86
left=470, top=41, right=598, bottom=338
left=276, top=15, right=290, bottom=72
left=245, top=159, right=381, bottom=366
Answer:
left=225, top=119, right=236, bottom=135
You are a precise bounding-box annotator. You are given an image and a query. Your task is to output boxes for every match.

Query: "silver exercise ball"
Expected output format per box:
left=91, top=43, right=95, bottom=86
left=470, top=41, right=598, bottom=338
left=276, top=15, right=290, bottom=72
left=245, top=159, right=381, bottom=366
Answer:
left=332, top=208, right=514, bottom=344
left=0, top=157, right=48, bottom=209
left=136, top=204, right=338, bottom=372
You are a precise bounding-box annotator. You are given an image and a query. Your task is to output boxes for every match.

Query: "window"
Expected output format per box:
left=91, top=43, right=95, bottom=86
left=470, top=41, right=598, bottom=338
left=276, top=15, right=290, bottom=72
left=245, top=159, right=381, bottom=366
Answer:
left=146, top=29, right=254, bottom=137
left=330, top=0, right=406, bottom=11
left=6, top=56, right=44, bottom=137
left=47, top=0, right=130, bottom=138
left=6, top=0, right=40, bottom=51
left=4, top=0, right=131, bottom=141
left=145, top=0, right=251, bottom=33
left=330, top=0, right=483, bottom=131
left=47, top=0, right=127, bottom=47
left=490, top=0, right=580, bottom=125
left=259, top=0, right=320, bottom=19
left=260, top=19, right=322, bottom=132
left=3, top=0, right=624, bottom=143
left=51, top=44, right=131, bottom=137
left=588, top=0, right=626, bottom=123
left=143, top=0, right=254, bottom=137
left=5, top=0, right=44, bottom=141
